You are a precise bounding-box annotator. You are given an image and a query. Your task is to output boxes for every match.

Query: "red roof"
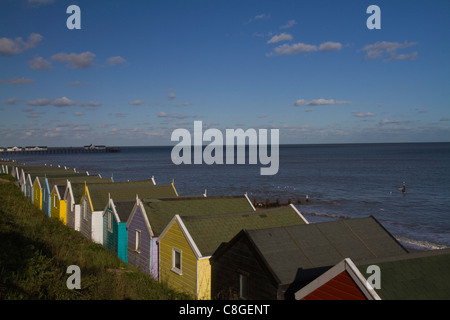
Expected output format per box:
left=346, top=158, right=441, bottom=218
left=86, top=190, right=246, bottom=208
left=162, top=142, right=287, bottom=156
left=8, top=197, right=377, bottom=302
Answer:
left=300, top=270, right=367, bottom=300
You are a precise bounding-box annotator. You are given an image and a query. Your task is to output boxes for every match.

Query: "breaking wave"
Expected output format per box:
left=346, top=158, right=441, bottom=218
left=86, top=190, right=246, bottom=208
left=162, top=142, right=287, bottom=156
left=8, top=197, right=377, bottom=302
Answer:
left=395, top=236, right=449, bottom=251
left=301, top=211, right=352, bottom=220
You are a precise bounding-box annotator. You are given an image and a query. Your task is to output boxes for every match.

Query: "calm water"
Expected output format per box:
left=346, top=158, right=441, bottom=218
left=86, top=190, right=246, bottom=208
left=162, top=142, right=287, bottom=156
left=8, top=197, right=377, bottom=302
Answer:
left=5, top=143, right=450, bottom=251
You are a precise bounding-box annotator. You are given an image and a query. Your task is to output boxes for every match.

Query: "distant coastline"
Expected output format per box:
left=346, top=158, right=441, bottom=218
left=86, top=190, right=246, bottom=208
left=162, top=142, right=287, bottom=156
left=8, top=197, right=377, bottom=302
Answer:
left=2, top=141, right=449, bottom=151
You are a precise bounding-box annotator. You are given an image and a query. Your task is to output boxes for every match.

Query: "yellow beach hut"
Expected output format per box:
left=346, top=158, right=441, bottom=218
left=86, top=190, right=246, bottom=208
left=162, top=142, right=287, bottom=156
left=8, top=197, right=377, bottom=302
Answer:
left=32, top=176, right=43, bottom=210
left=158, top=204, right=308, bottom=300
left=50, top=184, right=68, bottom=224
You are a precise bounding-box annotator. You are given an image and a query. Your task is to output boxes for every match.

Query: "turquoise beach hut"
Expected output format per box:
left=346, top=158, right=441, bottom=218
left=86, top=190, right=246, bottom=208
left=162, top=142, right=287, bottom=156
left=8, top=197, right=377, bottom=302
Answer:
left=103, top=197, right=136, bottom=263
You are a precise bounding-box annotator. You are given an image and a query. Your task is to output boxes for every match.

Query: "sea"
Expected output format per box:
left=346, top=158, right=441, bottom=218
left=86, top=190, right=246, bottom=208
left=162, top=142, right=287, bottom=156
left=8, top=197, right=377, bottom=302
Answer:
left=5, top=142, right=450, bottom=252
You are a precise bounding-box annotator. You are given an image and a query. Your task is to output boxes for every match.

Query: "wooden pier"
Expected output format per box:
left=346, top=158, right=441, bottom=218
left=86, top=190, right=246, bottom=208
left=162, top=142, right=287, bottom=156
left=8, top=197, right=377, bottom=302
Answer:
left=0, top=146, right=120, bottom=155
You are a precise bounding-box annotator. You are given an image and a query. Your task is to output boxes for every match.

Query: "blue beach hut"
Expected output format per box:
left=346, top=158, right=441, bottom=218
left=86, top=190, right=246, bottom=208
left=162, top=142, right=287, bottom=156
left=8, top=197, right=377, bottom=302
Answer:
left=42, top=176, right=52, bottom=217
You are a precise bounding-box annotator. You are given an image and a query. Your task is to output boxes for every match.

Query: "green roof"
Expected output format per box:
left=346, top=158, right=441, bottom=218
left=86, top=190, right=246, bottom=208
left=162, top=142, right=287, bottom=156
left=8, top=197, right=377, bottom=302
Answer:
left=22, top=165, right=84, bottom=175
left=356, top=248, right=450, bottom=299
left=142, top=196, right=255, bottom=236
left=180, top=205, right=307, bottom=257
left=242, top=216, right=408, bottom=285
left=69, top=180, right=113, bottom=203
left=30, top=171, right=89, bottom=185
left=111, top=200, right=137, bottom=222
left=35, top=174, right=107, bottom=191
left=47, top=174, right=107, bottom=188
left=87, top=181, right=177, bottom=211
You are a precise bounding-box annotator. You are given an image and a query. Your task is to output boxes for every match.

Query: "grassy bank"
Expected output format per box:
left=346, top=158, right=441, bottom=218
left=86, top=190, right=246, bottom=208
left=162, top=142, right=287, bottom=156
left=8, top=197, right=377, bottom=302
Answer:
left=0, top=174, right=192, bottom=300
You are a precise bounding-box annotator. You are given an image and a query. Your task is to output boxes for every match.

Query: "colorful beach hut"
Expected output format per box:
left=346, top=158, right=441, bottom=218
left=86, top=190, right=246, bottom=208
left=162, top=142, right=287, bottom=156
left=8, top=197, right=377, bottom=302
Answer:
left=126, top=195, right=255, bottom=279
left=158, top=204, right=308, bottom=300
left=50, top=184, right=68, bottom=224
left=80, top=180, right=178, bottom=244
left=103, top=198, right=136, bottom=263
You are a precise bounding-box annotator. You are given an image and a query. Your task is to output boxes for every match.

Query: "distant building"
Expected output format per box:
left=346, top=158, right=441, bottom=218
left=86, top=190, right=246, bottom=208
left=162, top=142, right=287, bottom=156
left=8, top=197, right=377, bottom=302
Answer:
left=6, top=146, right=22, bottom=152
left=84, top=144, right=106, bottom=150
left=25, top=146, right=48, bottom=151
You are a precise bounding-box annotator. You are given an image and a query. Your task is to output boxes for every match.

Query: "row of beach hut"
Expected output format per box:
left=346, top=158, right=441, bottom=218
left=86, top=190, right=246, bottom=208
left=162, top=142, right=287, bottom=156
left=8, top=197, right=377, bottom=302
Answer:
left=1, top=160, right=449, bottom=300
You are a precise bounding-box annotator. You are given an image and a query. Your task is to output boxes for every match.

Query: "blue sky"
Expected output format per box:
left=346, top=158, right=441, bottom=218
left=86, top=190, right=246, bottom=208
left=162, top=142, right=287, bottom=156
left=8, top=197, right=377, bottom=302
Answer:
left=1, top=0, right=449, bottom=147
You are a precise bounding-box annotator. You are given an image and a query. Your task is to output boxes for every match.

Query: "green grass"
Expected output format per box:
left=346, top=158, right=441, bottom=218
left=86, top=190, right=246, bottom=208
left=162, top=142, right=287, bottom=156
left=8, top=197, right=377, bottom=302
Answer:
left=0, top=174, right=193, bottom=300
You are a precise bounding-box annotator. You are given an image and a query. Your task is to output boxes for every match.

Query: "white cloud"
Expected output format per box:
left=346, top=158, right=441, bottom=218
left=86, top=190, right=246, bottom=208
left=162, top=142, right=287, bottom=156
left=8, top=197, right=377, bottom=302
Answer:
left=28, top=56, right=52, bottom=70
left=0, top=33, right=42, bottom=56
left=254, top=13, right=270, bottom=20
left=280, top=20, right=297, bottom=29
left=267, top=33, right=293, bottom=44
left=128, top=99, right=145, bottom=106
left=51, top=97, right=78, bottom=107
left=27, top=97, right=100, bottom=108
left=245, top=13, right=270, bottom=24
left=27, top=111, right=46, bottom=118
left=174, top=102, right=192, bottom=107
left=353, top=112, right=376, bottom=118
left=157, top=111, right=188, bottom=119
left=79, top=101, right=102, bottom=107
left=268, top=42, right=317, bottom=56
left=7, top=78, right=35, bottom=84
left=251, top=32, right=265, bottom=38
left=27, top=98, right=52, bottom=106
left=51, top=51, right=96, bottom=69
left=389, top=52, right=418, bottom=61
left=267, top=41, right=343, bottom=56
left=319, top=41, right=342, bottom=52
left=107, top=56, right=126, bottom=65
left=168, top=92, right=176, bottom=100
left=361, top=41, right=418, bottom=61
left=293, top=99, right=305, bottom=107
left=308, top=99, right=350, bottom=106
left=6, top=98, right=22, bottom=105
left=379, top=119, right=413, bottom=126
left=294, top=98, right=351, bottom=107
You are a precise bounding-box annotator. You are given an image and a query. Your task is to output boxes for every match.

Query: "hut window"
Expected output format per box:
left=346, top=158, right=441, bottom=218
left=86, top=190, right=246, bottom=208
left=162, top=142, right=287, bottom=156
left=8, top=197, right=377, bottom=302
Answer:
left=239, top=273, right=249, bottom=300
left=135, top=230, right=141, bottom=252
left=107, top=211, right=113, bottom=232
left=53, top=195, right=57, bottom=208
left=172, top=248, right=182, bottom=275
